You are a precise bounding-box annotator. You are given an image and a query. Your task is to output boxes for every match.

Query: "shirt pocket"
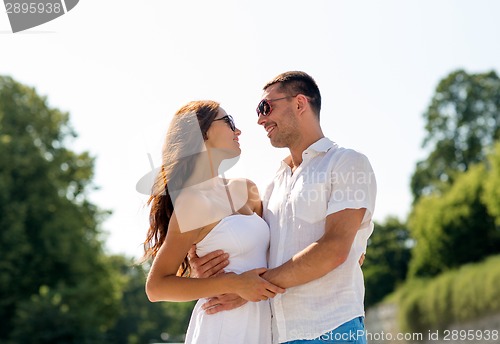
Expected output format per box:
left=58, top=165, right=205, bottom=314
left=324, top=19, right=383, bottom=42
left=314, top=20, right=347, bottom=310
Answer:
left=293, top=183, right=327, bottom=224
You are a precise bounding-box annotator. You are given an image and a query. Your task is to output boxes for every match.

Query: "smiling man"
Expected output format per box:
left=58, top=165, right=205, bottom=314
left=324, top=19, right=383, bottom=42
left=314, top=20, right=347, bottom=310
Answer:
left=190, top=71, right=377, bottom=344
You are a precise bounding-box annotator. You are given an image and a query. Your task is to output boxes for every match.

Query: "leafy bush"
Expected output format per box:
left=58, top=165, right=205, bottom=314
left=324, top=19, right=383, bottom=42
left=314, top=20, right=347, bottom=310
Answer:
left=396, top=255, right=500, bottom=332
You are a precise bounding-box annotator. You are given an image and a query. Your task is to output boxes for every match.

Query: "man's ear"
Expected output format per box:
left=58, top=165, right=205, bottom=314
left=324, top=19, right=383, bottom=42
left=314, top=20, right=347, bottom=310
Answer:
left=296, top=94, right=309, bottom=114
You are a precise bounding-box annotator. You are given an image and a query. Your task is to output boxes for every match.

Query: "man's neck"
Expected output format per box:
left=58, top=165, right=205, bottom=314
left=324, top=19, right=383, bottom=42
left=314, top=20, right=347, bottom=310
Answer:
left=287, top=133, right=325, bottom=172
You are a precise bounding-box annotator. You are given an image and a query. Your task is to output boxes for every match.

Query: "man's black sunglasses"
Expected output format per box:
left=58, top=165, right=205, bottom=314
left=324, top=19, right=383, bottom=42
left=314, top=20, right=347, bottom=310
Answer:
left=256, top=95, right=297, bottom=117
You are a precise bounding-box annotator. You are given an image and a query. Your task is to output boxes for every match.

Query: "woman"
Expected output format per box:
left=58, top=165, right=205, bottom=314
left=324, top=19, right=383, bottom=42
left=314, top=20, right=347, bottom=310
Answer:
left=143, top=100, right=285, bottom=344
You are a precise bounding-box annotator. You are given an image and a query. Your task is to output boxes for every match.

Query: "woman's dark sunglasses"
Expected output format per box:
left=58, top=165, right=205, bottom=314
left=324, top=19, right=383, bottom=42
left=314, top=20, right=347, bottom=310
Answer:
left=212, top=115, right=236, bottom=131
left=256, top=96, right=295, bottom=117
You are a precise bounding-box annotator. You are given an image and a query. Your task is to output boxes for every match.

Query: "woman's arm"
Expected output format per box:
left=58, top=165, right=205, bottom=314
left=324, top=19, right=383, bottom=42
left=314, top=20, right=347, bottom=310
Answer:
left=145, top=212, right=284, bottom=303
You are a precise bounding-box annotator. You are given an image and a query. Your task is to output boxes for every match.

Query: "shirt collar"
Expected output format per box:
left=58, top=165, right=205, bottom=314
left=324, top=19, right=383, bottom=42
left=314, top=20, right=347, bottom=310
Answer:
left=304, top=137, right=336, bottom=155
left=277, top=137, right=337, bottom=172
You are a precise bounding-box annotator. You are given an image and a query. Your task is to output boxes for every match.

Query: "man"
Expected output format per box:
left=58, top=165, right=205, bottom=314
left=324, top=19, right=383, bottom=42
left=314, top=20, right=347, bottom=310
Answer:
left=190, top=71, right=376, bottom=343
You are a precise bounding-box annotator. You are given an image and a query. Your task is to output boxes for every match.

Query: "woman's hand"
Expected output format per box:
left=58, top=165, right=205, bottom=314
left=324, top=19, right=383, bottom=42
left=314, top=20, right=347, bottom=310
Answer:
left=229, top=268, right=286, bottom=302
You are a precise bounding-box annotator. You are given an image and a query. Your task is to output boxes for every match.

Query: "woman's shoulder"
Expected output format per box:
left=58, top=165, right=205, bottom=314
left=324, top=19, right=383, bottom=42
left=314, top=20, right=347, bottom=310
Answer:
left=226, top=178, right=262, bottom=214
left=174, top=188, right=210, bottom=206
left=171, top=189, right=219, bottom=233
left=225, top=178, right=260, bottom=196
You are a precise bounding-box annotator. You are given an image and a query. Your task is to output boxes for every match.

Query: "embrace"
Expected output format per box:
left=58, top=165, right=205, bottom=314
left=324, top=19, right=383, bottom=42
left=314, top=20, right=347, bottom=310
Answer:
left=143, top=71, right=377, bottom=344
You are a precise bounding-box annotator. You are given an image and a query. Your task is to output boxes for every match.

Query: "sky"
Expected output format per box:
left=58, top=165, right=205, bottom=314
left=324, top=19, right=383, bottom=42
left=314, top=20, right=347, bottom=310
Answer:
left=1, top=0, right=500, bottom=259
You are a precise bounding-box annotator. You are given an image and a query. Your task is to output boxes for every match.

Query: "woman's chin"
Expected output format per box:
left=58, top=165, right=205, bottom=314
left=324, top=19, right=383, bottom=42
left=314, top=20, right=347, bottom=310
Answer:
left=219, top=154, right=240, bottom=173
left=226, top=149, right=241, bottom=160
left=215, top=147, right=241, bottom=158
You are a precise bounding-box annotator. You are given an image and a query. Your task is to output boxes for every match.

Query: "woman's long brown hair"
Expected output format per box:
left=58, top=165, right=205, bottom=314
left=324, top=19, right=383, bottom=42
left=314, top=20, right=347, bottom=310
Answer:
left=142, top=100, right=220, bottom=276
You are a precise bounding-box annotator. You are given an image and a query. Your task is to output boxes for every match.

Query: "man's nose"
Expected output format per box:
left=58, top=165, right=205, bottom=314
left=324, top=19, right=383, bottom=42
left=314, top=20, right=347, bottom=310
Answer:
left=257, top=113, right=267, bottom=126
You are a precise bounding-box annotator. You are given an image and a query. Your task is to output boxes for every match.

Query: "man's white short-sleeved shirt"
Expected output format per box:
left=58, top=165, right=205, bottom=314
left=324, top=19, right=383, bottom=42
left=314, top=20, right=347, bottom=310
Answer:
left=262, top=138, right=377, bottom=343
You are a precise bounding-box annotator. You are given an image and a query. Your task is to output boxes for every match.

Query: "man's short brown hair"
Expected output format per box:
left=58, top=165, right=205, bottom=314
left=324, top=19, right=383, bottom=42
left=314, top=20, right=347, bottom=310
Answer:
left=264, top=71, right=322, bottom=118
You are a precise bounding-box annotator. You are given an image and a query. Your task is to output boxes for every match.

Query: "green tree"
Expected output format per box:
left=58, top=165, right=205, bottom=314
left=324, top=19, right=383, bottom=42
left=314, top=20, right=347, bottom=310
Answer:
left=483, top=141, right=500, bottom=225
left=411, top=70, right=500, bottom=201
left=107, top=256, right=195, bottom=344
left=364, top=217, right=411, bottom=307
left=408, top=163, right=499, bottom=278
left=0, top=75, right=123, bottom=343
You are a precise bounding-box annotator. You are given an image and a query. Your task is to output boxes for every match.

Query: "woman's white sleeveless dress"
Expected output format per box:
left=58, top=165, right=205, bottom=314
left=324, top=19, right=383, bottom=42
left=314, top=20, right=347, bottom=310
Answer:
left=184, top=213, right=272, bottom=344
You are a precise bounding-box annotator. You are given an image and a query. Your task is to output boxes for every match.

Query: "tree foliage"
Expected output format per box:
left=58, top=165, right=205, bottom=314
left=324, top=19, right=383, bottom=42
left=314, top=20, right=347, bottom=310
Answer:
left=107, top=256, right=195, bottom=344
left=411, top=70, right=500, bottom=201
left=0, top=75, right=122, bottom=343
left=407, top=69, right=500, bottom=279
left=0, top=75, right=199, bottom=342
left=483, top=141, right=500, bottom=225
left=408, top=157, right=500, bottom=278
left=363, top=217, right=411, bottom=307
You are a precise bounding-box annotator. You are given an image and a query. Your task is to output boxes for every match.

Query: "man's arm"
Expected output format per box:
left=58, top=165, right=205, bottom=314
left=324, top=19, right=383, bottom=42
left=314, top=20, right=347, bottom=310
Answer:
left=261, top=208, right=366, bottom=288
left=196, top=209, right=366, bottom=313
left=198, top=208, right=366, bottom=313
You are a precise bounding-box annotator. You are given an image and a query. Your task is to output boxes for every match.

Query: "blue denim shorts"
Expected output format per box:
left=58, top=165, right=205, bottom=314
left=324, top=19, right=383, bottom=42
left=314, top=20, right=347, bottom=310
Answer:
left=283, top=316, right=366, bottom=344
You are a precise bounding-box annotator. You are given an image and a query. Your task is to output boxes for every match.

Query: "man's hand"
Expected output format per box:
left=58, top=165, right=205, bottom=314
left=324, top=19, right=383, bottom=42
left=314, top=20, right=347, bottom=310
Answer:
left=188, top=245, right=229, bottom=278
left=201, top=293, right=248, bottom=315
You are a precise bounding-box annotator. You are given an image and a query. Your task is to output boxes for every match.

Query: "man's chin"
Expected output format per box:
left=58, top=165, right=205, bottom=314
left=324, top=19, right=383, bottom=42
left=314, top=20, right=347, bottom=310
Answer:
left=269, top=138, right=287, bottom=148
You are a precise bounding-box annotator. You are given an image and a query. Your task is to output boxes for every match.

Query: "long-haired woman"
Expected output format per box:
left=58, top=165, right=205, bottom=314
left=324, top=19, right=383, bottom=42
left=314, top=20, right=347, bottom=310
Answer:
left=143, top=100, right=284, bottom=343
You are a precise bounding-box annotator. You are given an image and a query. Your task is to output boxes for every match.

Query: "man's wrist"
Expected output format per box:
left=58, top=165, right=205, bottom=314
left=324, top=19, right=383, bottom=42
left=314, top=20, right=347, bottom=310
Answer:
left=261, top=268, right=280, bottom=286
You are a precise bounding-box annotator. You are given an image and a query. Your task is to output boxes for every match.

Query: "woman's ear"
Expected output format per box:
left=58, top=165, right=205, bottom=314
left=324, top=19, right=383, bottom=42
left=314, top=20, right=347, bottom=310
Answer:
left=203, top=129, right=211, bottom=142
left=203, top=134, right=212, bottom=148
